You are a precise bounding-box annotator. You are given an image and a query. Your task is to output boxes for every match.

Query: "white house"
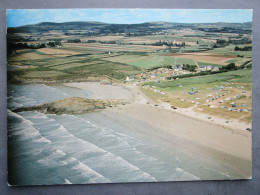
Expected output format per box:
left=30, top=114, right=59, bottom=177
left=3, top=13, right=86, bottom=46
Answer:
left=212, top=66, right=219, bottom=71
left=198, top=65, right=216, bottom=72
left=206, top=65, right=213, bottom=71
left=198, top=65, right=207, bottom=71
left=126, top=75, right=135, bottom=81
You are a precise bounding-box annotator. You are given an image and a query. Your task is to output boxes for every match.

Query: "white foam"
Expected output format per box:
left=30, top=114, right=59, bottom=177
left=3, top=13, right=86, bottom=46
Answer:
left=64, top=179, right=72, bottom=184
left=37, top=149, right=67, bottom=166
left=33, top=137, right=52, bottom=143
left=8, top=110, right=53, bottom=144
left=54, top=122, right=157, bottom=181
left=41, top=84, right=56, bottom=90
left=8, top=109, right=34, bottom=126
left=70, top=157, right=111, bottom=183
left=132, top=172, right=157, bottom=182
left=28, top=114, right=49, bottom=119
left=55, top=149, right=67, bottom=156
left=203, top=166, right=232, bottom=178
left=176, top=167, right=200, bottom=180
left=8, top=101, right=24, bottom=109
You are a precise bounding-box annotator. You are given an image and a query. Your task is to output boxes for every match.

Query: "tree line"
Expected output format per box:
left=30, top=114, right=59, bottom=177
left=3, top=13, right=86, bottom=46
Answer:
left=7, top=41, right=62, bottom=55
left=166, top=61, right=252, bottom=80
left=234, top=46, right=252, bottom=51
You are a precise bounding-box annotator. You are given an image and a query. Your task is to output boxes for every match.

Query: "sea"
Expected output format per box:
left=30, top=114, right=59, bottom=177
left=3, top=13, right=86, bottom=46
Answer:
left=7, top=84, right=242, bottom=185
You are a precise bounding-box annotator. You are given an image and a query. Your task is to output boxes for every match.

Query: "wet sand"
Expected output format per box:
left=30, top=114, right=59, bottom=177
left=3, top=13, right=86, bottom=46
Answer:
left=106, top=102, right=251, bottom=178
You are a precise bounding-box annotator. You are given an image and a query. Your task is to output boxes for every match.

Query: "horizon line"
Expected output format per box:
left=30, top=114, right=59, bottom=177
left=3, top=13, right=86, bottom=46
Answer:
left=7, top=20, right=253, bottom=28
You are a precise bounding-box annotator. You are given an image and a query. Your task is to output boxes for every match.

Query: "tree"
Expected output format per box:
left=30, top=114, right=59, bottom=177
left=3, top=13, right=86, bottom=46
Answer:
left=223, top=63, right=236, bottom=70
left=234, top=46, right=240, bottom=51
left=216, top=39, right=226, bottom=44
left=47, top=41, right=61, bottom=47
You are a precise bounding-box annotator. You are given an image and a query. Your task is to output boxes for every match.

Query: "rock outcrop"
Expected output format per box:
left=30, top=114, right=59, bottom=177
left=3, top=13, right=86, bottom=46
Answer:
left=13, top=97, right=127, bottom=114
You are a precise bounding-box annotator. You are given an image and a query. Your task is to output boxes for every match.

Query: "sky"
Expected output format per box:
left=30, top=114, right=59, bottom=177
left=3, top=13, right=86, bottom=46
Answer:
left=7, top=9, right=253, bottom=27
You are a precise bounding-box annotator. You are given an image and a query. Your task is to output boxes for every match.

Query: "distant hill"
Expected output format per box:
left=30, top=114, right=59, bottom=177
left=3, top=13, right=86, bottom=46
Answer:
left=7, top=21, right=252, bottom=35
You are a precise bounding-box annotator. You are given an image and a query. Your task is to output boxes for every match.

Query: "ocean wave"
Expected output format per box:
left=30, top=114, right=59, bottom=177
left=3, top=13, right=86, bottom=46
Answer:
left=64, top=179, right=72, bottom=184
left=33, top=137, right=52, bottom=143
left=8, top=101, right=24, bottom=109
left=8, top=109, right=34, bottom=126
left=52, top=122, right=157, bottom=182
left=203, top=166, right=231, bottom=178
left=37, top=149, right=68, bottom=167
left=175, top=167, right=200, bottom=180
left=26, top=113, right=49, bottom=119
left=70, top=157, right=111, bottom=183
left=8, top=110, right=53, bottom=144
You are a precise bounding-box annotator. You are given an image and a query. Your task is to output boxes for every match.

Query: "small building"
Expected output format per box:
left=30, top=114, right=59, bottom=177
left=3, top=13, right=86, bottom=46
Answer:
left=206, top=66, right=213, bottom=71
left=212, top=66, right=219, bottom=71
left=174, top=64, right=183, bottom=71
left=126, top=75, right=135, bottom=81
left=198, top=65, right=207, bottom=71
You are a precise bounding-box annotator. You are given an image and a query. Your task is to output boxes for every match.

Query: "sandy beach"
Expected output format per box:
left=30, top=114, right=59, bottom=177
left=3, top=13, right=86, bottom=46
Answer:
left=64, top=82, right=133, bottom=100
left=63, top=81, right=252, bottom=178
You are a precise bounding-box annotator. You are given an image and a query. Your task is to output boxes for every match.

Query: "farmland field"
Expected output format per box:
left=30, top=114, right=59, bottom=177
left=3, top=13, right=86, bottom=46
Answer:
left=37, top=48, right=81, bottom=56
left=23, top=70, right=67, bottom=78
left=163, top=53, right=236, bottom=65
left=8, top=54, right=142, bottom=83
left=62, top=43, right=167, bottom=53
left=8, top=50, right=52, bottom=62
left=204, top=44, right=252, bottom=58
left=104, top=54, right=196, bottom=68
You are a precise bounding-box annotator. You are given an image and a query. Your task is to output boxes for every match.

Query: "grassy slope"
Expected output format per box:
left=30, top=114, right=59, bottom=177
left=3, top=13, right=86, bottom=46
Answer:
left=205, top=44, right=252, bottom=58
left=127, top=55, right=196, bottom=68
left=147, top=69, right=251, bottom=91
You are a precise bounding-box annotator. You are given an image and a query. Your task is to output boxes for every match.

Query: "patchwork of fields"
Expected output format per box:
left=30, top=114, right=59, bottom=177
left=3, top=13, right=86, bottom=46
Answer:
left=7, top=53, right=142, bottom=83
left=164, top=53, right=236, bottom=65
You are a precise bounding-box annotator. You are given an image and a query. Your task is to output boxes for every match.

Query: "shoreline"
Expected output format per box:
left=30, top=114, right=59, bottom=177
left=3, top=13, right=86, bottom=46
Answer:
left=104, top=83, right=252, bottom=177
left=62, top=81, right=252, bottom=150
left=8, top=81, right=252, bottom=179
left=62, top=81, right=252, bottom=177
left=62, top=80, right=251, bottom=132
left=102, top=105, right=251, bottom=178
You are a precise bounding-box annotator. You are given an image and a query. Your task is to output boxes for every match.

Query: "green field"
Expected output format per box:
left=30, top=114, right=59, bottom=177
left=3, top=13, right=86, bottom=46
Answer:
left=104, top=54, right=196, bottom=68
left=205, top=44, right=252, bottom=58
left=32, top=50, right=47, bottom=55
left=197, top=61, right=223, bottom=67
left=24, top=70, right=66, bottom=78
left=129, top=55, right=196, bottom=68
left=8, top=54, right=142, bottom=82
